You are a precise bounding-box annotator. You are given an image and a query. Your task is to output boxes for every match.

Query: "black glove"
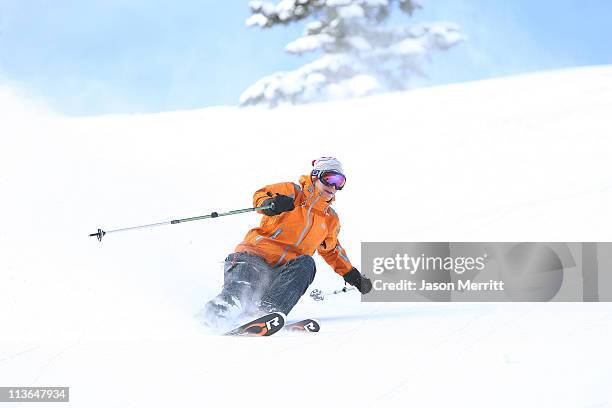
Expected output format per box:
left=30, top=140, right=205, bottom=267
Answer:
left=343, top=267, right=373, bottom=294
left=262, top=194, right=295, bottom=216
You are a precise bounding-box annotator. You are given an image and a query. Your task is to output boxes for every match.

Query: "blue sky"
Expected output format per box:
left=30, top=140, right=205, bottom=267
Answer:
left=1, top=0, right=610, bottom=115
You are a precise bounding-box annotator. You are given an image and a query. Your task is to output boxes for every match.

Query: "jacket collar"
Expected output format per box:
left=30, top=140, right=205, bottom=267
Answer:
left=299, top=174, right=334, bottom=211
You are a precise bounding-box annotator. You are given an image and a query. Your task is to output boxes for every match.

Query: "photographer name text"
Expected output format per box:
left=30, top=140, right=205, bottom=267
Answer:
left=373, top=279, right=505, bottom=291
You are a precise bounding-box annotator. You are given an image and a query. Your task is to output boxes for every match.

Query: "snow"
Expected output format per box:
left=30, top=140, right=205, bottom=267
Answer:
left=361, top=0, right=390, bottom=6
left=284, top=34, right=335, bottom=54
left=242, top=0, right=463, bottom=107
left=275, top=0, right=296, bottom=21
left=336, top=4, right=366, bottom=19
left=328, top=74, right=379, bottom=98
left=245, top=13, right=268, bottom=28
left=391, top=37, right=425, bottom=55
left=426, top=22, right=464, bottom=49
left=1, top=66, right=612, bottom=407
left=346, top=35, right=372, bottom=51
left=327, top=0, right=354, bottom=6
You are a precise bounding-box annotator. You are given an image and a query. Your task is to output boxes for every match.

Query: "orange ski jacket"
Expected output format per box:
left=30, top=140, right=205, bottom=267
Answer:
left=235, top=175, right=353, bottom=276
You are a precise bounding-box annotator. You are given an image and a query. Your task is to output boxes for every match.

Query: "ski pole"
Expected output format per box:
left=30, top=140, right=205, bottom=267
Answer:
left=310, top=286, right=357, bottom=301
left=89, top=203, right=273, bottom=242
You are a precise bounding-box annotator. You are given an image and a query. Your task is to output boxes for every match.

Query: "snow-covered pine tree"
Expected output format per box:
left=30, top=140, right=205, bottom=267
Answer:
left=240, top=0, right=463, bottom=107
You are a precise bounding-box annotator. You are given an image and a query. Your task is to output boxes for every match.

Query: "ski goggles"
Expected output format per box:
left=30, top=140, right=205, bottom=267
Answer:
left=315, top=170, right=346, bottom=191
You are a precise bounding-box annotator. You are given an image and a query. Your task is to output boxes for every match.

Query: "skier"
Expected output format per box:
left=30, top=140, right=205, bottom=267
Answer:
left=202, top=157, right=372, bottom=327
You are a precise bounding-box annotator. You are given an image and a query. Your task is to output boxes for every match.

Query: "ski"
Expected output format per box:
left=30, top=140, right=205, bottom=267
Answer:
left=224, top=312, right=286, bottom=337
left=285, top=318, right=320, bottom=333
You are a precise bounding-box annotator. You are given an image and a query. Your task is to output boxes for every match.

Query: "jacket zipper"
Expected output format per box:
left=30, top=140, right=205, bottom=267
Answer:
left=269, top=228, right=283, bottom=239
left=294, top=196, right=320, bottom=248
left=255, top=227, right=283, bottom=242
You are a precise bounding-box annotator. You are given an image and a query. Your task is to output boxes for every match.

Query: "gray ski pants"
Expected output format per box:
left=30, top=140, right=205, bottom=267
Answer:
left=216, top=251, right=316, bottom=316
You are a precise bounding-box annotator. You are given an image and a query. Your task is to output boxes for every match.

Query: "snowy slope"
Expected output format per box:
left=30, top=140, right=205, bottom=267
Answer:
left=1, top=66, right=612, bottom=407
